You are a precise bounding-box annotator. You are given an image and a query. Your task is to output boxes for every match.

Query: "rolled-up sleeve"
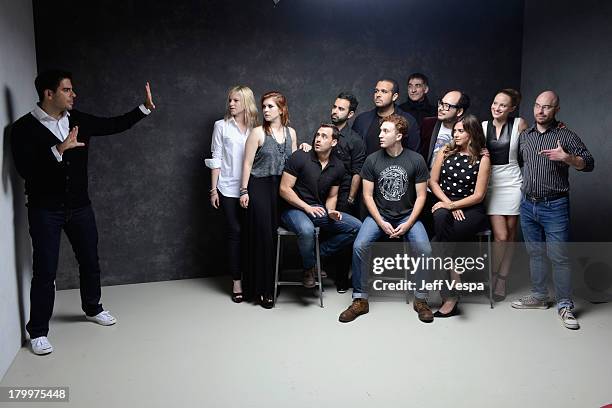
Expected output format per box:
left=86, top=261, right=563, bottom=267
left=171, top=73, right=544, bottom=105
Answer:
left=566, top=132, right=594, bottom=172
left=205, top=121, right=223, bottom=169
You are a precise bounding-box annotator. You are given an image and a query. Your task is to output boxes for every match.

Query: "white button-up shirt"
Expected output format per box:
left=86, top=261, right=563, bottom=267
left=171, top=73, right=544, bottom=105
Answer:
left=205, top=118, right=249, bottom=198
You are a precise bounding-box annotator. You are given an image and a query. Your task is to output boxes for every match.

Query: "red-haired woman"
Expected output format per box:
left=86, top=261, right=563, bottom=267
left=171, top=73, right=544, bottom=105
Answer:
left=240, top=91, right=297, bottom=308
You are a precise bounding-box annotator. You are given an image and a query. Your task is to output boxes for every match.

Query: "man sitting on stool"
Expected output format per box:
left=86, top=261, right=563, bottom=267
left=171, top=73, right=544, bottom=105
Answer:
left=280, top=124, right=362, bottom=288
left=339, top=115, right=433, bottom=323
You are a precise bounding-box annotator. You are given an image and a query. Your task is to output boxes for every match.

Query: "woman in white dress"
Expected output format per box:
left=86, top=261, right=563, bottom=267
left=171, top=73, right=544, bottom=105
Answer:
left=483, top=89, right=527, bottom=301
left=205, top=86, right=259, bottom=303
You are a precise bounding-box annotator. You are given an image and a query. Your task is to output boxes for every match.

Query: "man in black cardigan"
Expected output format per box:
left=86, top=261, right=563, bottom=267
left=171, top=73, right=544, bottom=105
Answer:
left=11, top=69, right=155, bottom=355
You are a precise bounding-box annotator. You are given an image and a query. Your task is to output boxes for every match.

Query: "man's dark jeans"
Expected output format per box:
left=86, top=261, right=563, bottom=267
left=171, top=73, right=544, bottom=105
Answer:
left=26, top=204, right=104, bottom=338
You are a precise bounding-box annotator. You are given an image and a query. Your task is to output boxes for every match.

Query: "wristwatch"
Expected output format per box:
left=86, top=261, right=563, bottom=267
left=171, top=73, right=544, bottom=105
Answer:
left=347, top=196, right=355, bottom=205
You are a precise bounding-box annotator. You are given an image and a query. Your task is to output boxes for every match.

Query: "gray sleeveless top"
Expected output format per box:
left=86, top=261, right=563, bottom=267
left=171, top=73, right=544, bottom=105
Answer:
left=251, top=127, right=292, bottom=177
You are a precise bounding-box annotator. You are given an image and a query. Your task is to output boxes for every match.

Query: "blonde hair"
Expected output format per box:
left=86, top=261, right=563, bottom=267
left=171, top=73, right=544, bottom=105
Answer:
left=224, top=85, right=259, bottom=129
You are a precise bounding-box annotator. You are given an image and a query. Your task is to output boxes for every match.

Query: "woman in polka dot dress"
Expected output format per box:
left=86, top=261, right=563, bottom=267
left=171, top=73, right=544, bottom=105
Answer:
left=428, top=114, right=491, bottom=317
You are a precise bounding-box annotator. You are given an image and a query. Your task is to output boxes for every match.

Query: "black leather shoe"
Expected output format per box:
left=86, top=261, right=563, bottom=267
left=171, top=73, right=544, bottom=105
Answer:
left=260, top=296, right=274, bottom=309
left=433, top=300, right=460, bottom=318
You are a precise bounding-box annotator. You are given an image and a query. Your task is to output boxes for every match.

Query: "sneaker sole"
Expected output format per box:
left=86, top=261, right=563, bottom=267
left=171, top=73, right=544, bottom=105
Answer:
left=32, top=348, right=53, bottom=355
left=511, top=303, right=549, bottom=310
left=559, top=316, right=580, bottom=330
left=562, top=322, right=580, bottom=330
left=85, top=316, right=117, bottom=326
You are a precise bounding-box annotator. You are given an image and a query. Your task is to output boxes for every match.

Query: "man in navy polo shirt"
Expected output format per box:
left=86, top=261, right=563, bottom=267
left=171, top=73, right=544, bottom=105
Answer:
left=280, top=124, right=362, bottom=288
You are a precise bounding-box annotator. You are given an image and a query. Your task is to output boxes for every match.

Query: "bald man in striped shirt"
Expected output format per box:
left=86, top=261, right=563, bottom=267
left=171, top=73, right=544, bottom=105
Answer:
left=511, top=90, right=594, bottom=330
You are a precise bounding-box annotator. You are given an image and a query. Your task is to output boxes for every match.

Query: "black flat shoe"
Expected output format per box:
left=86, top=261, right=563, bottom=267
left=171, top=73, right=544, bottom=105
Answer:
left=260, top=296, right=274, bottom=309
left=433, top=300, right=460, bottom=318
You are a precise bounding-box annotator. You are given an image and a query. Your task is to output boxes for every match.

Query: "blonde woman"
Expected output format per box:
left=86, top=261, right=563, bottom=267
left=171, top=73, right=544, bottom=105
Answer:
left=240, top=91, right=297, bottom=308
left=483, top=89, right=527, bottom=301
left=205, top=85, right=258, bottom=303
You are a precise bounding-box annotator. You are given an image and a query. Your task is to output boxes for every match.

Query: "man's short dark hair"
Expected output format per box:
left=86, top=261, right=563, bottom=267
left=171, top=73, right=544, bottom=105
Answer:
left=456, top=90, right=470, bottom=112
left=336, top=92, right=359, bottom=113
left=407, top=72, right=429, bottom=87
left=378, top=78, right=400, bottom=95
left=35, top=69, right=72, bottom=102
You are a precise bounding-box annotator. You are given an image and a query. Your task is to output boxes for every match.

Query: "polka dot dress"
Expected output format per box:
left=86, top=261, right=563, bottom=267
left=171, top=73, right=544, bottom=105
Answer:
left=440, top=153, right=481, bottom=199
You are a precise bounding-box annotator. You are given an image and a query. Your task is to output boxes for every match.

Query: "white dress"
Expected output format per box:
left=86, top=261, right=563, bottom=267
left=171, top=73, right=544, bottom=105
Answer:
left=483, top=118, right=522, bottom=215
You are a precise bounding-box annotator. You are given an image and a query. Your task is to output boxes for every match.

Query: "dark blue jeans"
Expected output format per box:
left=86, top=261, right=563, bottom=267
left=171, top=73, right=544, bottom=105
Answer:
left=520, top=196, right=572, bottom=310
left=26, top=205, right=104, bottom=338
left=281, top=207, right=362, bottom=270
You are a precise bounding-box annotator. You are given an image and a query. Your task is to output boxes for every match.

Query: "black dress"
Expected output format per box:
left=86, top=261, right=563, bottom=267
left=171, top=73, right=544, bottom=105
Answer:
left=242, top=128, right=292, bottom=301
left=433, top=153, right=489, bottom=241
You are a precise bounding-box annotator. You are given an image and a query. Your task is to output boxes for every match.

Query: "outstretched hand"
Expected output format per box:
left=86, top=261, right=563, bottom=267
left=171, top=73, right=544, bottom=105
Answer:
left=58, top=126, right=85, bottom=155
left=144, top=82, right=156, bottom=110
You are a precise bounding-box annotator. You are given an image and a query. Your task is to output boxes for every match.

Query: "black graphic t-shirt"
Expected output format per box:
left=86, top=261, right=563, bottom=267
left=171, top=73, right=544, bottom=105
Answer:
left=361, top=148, right=429, bottom=222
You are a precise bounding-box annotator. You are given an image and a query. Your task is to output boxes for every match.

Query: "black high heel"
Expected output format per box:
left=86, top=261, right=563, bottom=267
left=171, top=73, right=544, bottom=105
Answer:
left=433, top=299, right=460, bottom=318
left=231, top=291, right=244, bottom=303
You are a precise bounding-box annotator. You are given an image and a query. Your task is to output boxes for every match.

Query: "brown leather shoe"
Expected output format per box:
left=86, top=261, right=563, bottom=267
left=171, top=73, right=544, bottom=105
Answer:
left=413, top=299, right=434, bottom=323
left=339, top=299, right=369, bottom=323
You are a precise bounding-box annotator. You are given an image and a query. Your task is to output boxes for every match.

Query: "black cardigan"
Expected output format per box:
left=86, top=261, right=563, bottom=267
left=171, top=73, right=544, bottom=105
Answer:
left=11, top=107, right=147, bottom=209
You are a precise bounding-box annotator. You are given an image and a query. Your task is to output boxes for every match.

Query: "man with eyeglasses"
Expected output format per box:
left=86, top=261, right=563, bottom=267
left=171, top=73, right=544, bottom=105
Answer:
left=398, top=73, right=437, bottom=127
left=511, top=90, right=594, bottom=330
left=352, top=78, right=420, bottom=156
left=420, top=90, right=470, bottom=236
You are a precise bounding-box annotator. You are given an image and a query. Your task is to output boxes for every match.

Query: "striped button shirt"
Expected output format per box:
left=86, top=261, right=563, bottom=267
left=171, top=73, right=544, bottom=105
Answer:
left=518, top=121, right=594, bottom=198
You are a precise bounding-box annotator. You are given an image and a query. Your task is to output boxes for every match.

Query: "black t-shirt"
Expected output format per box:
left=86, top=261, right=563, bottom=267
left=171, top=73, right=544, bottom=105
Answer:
left=283, top=150, right=346, bottom=206
left=361, top=148, right=429, bottom=222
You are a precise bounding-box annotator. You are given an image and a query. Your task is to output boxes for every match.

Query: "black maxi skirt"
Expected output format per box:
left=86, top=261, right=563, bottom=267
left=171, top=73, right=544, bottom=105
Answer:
left=242, top=175, right=280, bottom=300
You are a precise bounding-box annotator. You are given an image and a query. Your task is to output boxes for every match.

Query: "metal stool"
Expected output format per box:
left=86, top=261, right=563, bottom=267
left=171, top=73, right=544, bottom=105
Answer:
left=274, top=226, right=323, bottom=308
left=476, top=229, right=493, bottom=308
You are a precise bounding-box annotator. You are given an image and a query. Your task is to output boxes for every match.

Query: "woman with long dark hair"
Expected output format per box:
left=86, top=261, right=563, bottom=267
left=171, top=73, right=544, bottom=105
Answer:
left=429, top=114, right=491, bottom=317
left=483, top=89, right=528, bottom=301
left=205, top=85, right=259, bottom=303
left=240, top=91, right=297, bottom=308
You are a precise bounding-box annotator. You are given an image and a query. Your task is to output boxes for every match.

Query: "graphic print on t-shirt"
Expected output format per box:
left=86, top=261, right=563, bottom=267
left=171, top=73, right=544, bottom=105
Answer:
left=378, top=165, right=408, bottom=201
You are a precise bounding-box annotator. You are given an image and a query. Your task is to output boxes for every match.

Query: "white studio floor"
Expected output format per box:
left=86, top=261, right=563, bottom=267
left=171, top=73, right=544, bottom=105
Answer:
left=1, top=276, right=611, bottom=408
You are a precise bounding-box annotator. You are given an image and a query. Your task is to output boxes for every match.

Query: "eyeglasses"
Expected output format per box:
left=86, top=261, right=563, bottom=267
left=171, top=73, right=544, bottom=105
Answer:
left=438, top=100, right=459, bottom=111
left=534, top=103, right=558, bottom=112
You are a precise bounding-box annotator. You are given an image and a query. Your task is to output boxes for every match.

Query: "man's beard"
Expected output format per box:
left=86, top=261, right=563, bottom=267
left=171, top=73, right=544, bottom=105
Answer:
left=331, top=116, right=346, bottom=126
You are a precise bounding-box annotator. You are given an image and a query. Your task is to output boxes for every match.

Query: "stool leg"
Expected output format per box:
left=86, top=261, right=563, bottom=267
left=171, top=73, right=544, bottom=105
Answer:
left=315, top=231, right=323, bottom=308
left=274, top=233, right=281, bottom=307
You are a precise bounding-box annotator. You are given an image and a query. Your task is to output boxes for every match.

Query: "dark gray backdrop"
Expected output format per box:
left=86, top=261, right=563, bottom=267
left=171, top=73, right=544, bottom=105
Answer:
left=520, top=0, right=612, bottom=242
left=32, top=0, right=526, bottom=289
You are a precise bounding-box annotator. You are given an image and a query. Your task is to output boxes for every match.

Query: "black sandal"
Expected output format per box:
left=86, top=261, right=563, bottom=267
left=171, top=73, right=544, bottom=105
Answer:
left=231, top=291, right=244, bottom=303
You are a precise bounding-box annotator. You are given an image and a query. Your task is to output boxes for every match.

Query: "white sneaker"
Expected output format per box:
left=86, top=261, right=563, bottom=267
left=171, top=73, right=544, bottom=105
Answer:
left=558, top=307, right=580, bottom=330
left=31, top=336, right=53, bottom=355
left=86, top=310, right=117, bottom=326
